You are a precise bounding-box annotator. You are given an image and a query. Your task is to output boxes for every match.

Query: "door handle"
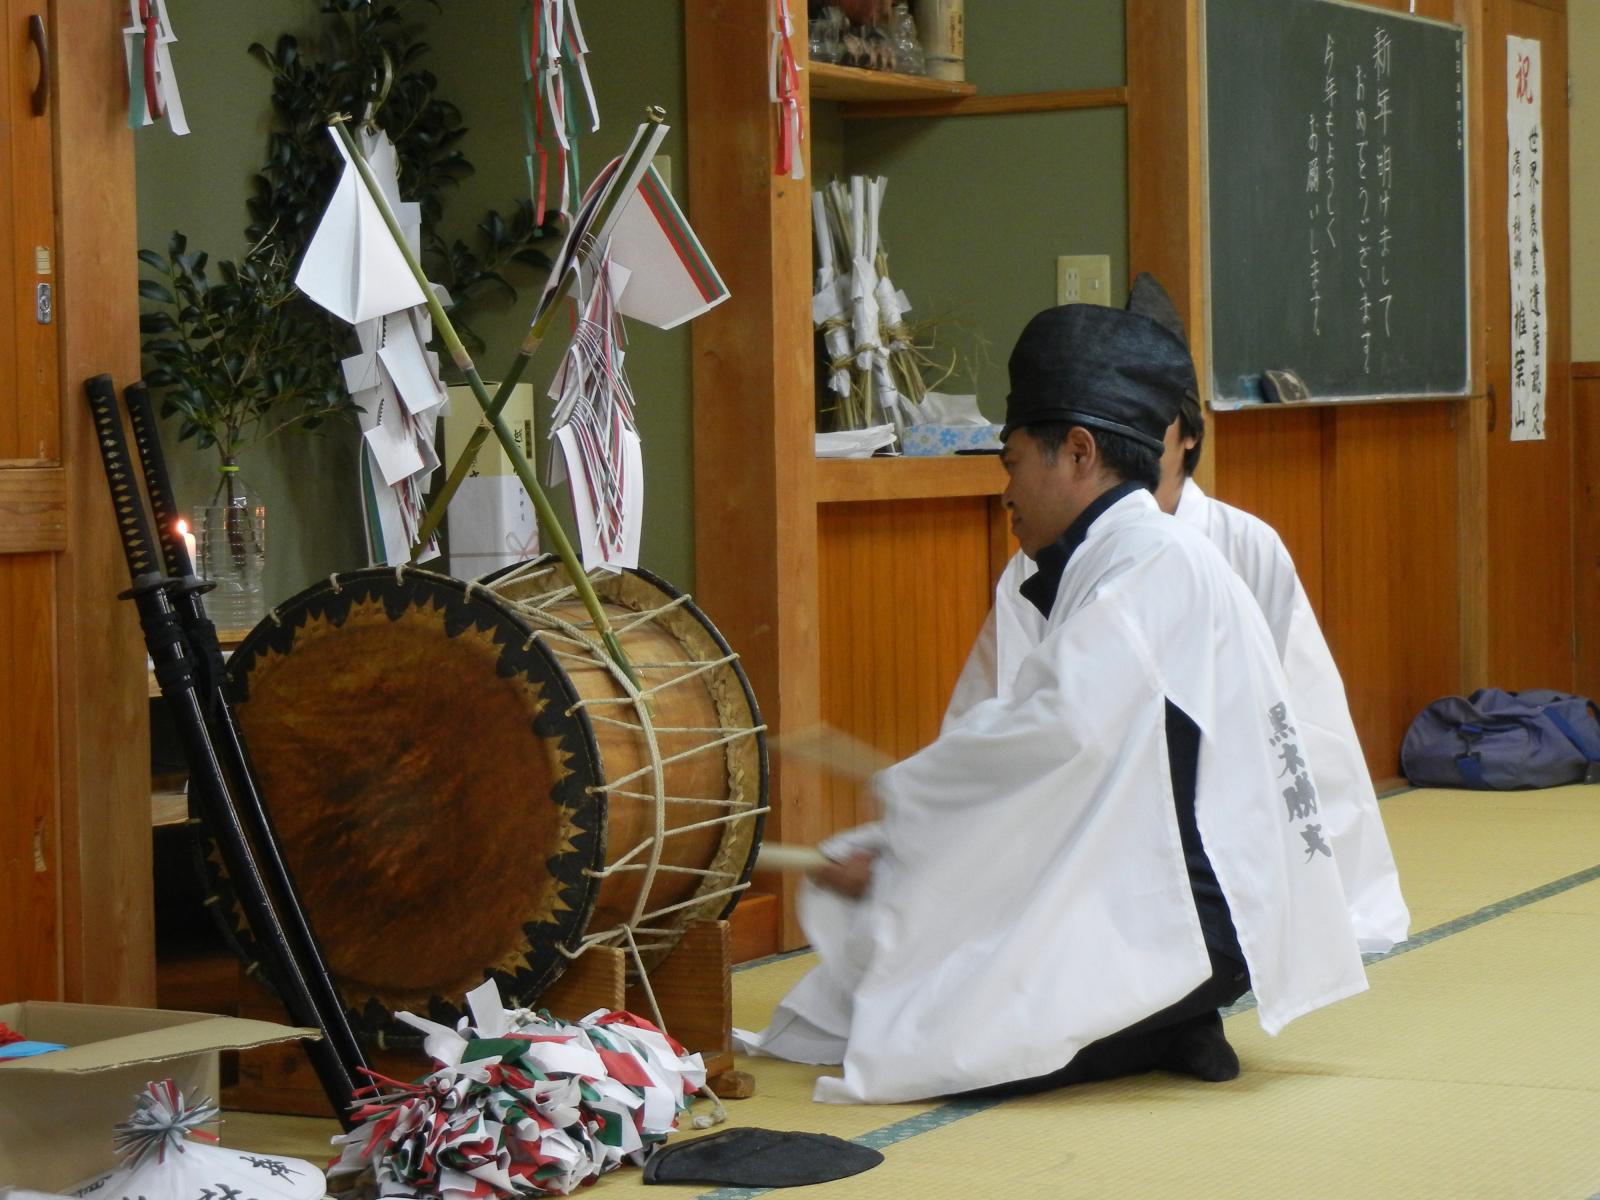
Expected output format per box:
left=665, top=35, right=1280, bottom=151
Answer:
left=28, top=15, right=49, bottom=117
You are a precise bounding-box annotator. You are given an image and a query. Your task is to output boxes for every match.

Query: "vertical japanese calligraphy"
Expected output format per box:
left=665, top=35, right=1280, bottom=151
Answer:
left=1307, top=24, right=1399, bottom=375
left=1506, top=36, right=1546, bottom=441
left=1268, top=702, right=1332, bottom=864
left=1370, top=28, right=1394, bottom=367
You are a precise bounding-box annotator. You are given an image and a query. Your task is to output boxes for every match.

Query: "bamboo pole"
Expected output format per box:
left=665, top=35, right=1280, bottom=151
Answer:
left=411, top=109, right=668, bottom=554
left=330, top=118, right=638, bottom=684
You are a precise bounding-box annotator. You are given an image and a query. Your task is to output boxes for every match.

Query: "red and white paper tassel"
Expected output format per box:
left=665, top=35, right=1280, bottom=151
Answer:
left=770, top=0, right=805, bottom=180
left=525, top=0, right=600, bottom=222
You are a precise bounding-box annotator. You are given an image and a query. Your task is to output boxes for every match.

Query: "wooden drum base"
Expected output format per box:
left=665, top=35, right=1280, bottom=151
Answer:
left=226, top=920, right=753, bottom=1118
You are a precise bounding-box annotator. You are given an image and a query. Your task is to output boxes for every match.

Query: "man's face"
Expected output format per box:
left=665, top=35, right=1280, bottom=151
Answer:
left=1001, top=427, right=1091, bottom=558
left=1154, top=417, right=1197, bottom=515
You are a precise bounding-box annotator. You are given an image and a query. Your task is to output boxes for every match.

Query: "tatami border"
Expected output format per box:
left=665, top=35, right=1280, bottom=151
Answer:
left=703, top=854, right=1600, bottom=1200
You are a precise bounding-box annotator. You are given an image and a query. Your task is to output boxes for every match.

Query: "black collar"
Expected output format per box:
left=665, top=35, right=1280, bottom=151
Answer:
left=1018, top=481, right=1147, bottom=618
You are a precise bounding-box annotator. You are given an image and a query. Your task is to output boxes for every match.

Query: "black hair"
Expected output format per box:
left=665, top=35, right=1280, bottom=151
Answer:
left=1177, top=390, right=1205, bottom=477
left=1025, top=420, right=1161, bottom=491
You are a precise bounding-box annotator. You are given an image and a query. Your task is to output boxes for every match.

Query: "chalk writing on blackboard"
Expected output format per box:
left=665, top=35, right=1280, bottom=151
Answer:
left=1205, top=0, right=1469, bottom=406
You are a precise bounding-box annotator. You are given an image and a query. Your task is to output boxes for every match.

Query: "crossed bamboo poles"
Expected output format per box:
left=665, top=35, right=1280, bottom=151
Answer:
left=329, top=110, right=666, bottom=686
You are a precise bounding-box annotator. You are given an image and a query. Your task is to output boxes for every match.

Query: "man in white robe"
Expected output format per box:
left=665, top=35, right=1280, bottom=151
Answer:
left=740, top=286, right=1368, bottom=1104
left=1153, top=377, right=1410, bottom=954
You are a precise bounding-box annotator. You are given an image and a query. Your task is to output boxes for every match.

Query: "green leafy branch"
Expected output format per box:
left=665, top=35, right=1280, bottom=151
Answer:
left=138, top=232, right=357, bottom=463
left=138, top=0, right=562, bottom=469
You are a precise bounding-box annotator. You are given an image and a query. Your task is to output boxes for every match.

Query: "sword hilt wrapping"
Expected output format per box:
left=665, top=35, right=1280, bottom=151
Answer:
left=84, top=373, right=163, bottom=584
left=122, top=380, right=194, bottom=578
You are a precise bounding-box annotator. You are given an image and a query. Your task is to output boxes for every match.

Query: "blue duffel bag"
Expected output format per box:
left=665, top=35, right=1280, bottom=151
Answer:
left=1401, top=688, right=1600, bottom=789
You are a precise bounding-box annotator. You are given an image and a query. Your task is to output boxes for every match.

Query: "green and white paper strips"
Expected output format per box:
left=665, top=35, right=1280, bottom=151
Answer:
left=330, top=979, right=707, bottom=1198
left=123, top=0, right=188, bottom=134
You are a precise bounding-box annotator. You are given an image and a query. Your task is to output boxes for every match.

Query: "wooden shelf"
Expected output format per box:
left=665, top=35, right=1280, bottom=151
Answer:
left=815, top=454, right=1006, bottom=503
left=808, top=61, right=976, bottom=104
left=840, top=85, right=1128, bottom=120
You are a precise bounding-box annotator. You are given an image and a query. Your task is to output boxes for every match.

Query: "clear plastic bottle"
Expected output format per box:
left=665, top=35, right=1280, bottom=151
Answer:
left=196, top=461, right=267, bottom=632
left=889, top=3, right=926, bottom=75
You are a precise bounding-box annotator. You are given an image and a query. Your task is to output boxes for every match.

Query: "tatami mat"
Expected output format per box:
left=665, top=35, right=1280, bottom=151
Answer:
left=223, top=786, right=1600, bottom=1198
left=1377, top=785, right=1600, bottom=929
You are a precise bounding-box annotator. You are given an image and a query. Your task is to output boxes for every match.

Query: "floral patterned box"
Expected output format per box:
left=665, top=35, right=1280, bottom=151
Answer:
left=900, top=422, right=1003, bottom=456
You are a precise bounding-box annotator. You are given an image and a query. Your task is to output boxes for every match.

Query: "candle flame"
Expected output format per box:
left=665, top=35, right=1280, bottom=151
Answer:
left=175, top=518, right=189, bottom=537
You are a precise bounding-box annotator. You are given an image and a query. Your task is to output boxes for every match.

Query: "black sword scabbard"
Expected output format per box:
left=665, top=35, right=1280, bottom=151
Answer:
left=120, top=380, right=227, bottom=700
left=84, top=374, right=362, bottom=1125
left=121, top=379, right=371, bottom=1087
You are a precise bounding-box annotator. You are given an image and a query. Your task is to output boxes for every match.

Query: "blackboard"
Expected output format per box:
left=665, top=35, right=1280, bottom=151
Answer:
left=1203, top=0, right=1470, bottom=406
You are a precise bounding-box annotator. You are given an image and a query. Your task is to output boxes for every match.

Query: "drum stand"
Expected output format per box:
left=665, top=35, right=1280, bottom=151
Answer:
left=540, top=919, right=754, bottom=1100
left=230, top=917, right=752, bottom=1115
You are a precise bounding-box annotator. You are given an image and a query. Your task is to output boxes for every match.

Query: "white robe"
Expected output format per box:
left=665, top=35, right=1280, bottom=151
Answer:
left=740, top=489, right=1367, bottom=1103
left=1172, top=478, right=1409, bottom=953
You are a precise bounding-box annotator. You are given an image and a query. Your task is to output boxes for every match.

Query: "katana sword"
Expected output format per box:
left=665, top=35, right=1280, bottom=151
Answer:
left=120, top=379, right=370, bottom=1091
left=83, top=373, right=363, bottom=1127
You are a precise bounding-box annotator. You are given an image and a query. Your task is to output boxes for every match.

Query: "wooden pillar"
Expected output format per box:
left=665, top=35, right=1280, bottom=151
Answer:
left=1126, top=0, right=1211, bottom=490
left=1455, top=0, right=1490, bottom=692
left=685, top=0, right=819, bottom=946
left=52, top=0, right=155, bottom=1004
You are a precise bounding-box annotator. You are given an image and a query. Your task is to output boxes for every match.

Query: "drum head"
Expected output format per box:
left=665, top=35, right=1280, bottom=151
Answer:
left=218, top=568, right=606, bottom=1043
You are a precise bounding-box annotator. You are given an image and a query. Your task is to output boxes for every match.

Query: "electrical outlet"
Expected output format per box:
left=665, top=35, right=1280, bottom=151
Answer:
left=1056, top=255, right=1112, bottom=306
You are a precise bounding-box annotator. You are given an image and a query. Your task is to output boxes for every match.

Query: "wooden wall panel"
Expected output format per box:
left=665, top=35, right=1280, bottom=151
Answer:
left=0, top=554, right=60, bottom=1000
left=1574, top=365, right=1600, bottom=698
left=1323, top=402, right=1464, bottom=775
left=1212, top=407, right=1330, bottom=617
left=1481, top=0, right=1574, bottom=689
left=0, top=466, right=67, bottom=553
left=1, top=0, right=60, bottom=466
left=1220, top=402, right=1464, bottom=779
left=816, top=498, right=998, bottom=836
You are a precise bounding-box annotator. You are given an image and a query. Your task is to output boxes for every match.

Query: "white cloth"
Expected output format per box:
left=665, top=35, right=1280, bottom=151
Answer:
left=739, top=489, right=1367, bottom=1103
left=1173, top=478, right=1409, bottom=953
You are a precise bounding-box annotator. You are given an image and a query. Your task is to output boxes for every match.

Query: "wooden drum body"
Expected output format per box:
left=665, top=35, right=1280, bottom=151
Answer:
left=220, top=561, right=766, bottom=1044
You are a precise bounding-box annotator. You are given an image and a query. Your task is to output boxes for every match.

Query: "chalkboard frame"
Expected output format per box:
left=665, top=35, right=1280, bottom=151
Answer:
left=1198, top=0, right=1474, bottom=410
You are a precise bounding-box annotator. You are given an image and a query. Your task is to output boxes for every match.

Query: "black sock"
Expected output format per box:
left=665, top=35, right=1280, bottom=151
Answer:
left=1158, top=1011, right=1240, bottom=1082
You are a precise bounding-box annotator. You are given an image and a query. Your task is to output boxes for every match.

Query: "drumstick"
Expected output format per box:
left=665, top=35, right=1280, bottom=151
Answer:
left=755, top=842, right=833, bottom=872
left=771, top=723, right=895, bottom=782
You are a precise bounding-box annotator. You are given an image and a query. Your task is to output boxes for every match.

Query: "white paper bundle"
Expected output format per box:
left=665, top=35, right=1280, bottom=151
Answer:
left=294, top=126, right=446, bottom=565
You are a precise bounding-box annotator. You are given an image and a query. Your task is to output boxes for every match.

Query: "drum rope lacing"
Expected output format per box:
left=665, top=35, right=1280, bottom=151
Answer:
left=482, top=561, right=769, bottom=1127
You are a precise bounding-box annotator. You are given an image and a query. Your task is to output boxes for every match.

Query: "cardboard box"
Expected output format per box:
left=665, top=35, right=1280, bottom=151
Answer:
left=0, top=1001, right=317, bottom=1191
left=444, top=382, right=541, bottom=579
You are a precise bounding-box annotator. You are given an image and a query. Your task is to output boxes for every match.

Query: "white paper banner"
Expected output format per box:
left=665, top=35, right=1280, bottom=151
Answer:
left=1506, top=36, right=1546, bottom=442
